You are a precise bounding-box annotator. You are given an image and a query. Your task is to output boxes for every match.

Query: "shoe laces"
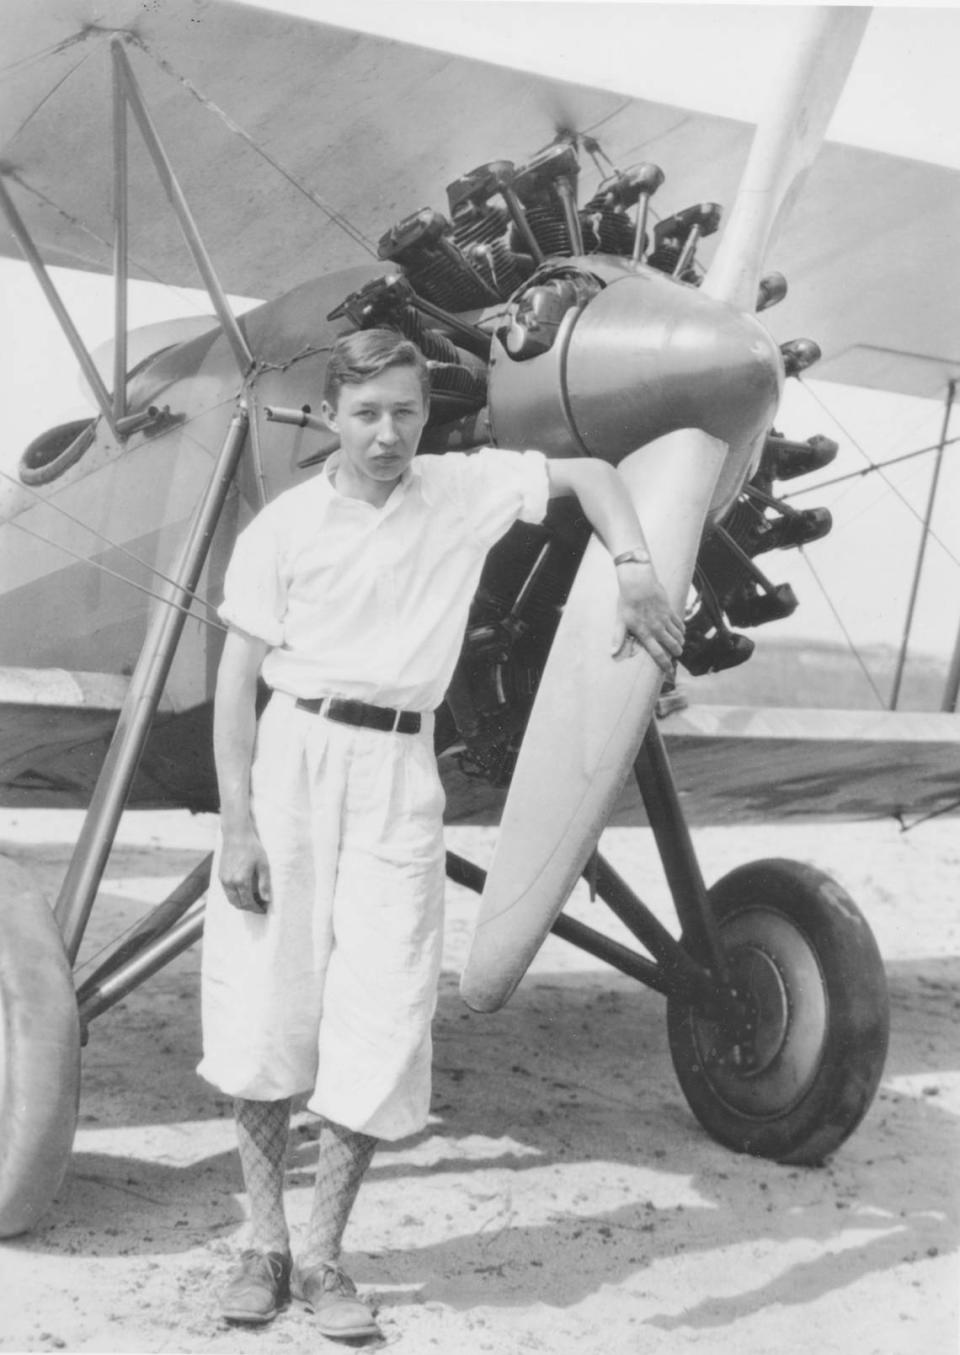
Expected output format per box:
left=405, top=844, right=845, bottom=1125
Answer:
left=240, top=1249, right=289, bottom=1282
left=318, top=1264, right=358, bottom=1297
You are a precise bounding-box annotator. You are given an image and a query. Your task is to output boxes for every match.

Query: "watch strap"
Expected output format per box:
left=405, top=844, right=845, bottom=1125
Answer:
left=613, top=547, right=652, bottom=567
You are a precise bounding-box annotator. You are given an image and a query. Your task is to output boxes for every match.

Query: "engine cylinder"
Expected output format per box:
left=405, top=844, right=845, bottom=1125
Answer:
left=451, top=200, right=509, bottom=249
left=465, top=238, right=526, bottom=298
left=594, top=208, right=635, bottom=256
left=378, top=209, right=492, bottom=310
left=514, top=203, right=571, bottom=259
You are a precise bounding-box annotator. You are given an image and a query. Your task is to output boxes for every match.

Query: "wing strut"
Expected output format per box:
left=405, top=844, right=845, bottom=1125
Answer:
left=890, top=377, right=956, bottom=709
left=53, top=403, right=249, bottom=964
left=0, top=177, right=119, bottom=436
left=0, top=37, right=254, bottom=443
left=110, top=38, right=254, bottom=380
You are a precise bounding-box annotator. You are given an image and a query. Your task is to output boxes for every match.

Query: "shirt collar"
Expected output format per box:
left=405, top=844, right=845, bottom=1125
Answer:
left=319, top=454, right=436, bottom=509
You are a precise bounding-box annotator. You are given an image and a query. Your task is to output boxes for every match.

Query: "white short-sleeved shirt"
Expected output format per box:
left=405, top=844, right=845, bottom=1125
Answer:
left=219, top=447, right=550, bottom=711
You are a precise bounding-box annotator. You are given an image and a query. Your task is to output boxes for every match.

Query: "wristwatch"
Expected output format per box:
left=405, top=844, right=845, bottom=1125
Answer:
left=613, top=547, right=652, bottom=568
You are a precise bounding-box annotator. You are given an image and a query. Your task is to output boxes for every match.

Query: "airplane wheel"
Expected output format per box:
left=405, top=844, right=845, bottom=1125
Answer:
left=0, top=866, right=81, bottom=1237
left=666, top=858, right=889, bottom=1165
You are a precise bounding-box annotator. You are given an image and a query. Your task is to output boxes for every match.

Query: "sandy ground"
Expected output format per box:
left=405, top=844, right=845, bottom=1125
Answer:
left=0, top=809, right=958, bottom=1355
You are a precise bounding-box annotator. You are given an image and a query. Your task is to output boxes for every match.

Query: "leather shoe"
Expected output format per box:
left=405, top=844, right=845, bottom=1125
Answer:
left=292, top=1261, right=381, bottom=1340
left=219, top=1249, right=291, bottom=1324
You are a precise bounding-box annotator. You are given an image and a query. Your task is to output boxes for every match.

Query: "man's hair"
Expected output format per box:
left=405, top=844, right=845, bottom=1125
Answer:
left=323, top=328, right=431, bottom=408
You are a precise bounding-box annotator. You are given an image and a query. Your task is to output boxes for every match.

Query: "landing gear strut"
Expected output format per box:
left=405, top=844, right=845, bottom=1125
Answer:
left=0, top=405, right=249, bottom=1238
left=449, top=720, right=890, bottom=1164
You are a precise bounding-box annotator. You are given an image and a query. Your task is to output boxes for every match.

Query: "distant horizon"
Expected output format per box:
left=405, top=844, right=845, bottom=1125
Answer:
left=689, top=628, right=955, bottom=716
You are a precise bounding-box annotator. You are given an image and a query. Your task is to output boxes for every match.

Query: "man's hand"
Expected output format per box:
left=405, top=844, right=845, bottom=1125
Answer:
left=543, top=459, right=685, bottom=674
left=219, top=827, right=273, bottom=913
left=611, top=564, right=685, bottom=675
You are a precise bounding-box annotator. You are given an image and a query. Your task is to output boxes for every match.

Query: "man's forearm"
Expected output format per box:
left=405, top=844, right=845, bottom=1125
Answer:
left=214, top=692, right=258, bottom=837
left=213, top=630, right=274, bottom=911
left=213, top=629, right=269, bottom=838
left=549, top=459, right=653, bottom=561
left=546, top=456, right=685, bottom=671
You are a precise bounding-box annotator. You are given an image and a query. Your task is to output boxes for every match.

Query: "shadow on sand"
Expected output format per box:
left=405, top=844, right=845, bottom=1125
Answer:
left=6, top=947, right=954, bottom=1339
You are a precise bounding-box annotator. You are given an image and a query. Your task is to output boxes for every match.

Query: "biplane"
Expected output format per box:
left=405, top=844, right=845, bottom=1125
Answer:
left=1, top=1, right=959, bottom=1241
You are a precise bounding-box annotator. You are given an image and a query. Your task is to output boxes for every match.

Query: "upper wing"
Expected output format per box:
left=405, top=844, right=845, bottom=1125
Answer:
left=0, top=1, right=957, bottom=396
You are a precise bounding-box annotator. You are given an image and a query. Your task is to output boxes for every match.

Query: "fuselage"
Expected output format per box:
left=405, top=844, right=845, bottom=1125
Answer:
left=0, top=254, right=783, bottom=808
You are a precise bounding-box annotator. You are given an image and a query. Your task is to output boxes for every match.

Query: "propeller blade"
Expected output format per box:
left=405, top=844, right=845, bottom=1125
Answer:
left=461, top=13, right=871, bottom=1013
left=702, top=7, right=871, bottom=310
left=460, top=430, right=727, bottom=1013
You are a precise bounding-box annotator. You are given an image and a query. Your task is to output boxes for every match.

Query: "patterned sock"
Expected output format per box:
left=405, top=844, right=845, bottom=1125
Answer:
left=300, top=1117, right=378, bottom=1268
left=234, top=1096, right=292, bottom=1255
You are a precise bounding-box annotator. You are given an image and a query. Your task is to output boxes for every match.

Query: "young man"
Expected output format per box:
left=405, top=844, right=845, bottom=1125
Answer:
left=199, top=328, right=683, bottom=1340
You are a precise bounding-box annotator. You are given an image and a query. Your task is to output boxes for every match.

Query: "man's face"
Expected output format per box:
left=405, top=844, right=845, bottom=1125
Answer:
left=322, top=366, right=427, bottom=486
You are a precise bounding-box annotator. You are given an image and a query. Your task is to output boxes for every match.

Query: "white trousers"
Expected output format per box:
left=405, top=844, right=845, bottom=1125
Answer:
left=198, top=692, right=446, bottom=1141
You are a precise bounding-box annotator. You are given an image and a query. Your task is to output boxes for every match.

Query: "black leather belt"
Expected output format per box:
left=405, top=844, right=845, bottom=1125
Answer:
left=295, top=696, right=421, bottom=735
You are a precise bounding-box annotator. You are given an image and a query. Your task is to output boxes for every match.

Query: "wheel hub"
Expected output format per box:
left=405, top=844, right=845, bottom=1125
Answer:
left=723, top=943, right=791, bottom=1074
left=690, top=908, right=829, bottom=1118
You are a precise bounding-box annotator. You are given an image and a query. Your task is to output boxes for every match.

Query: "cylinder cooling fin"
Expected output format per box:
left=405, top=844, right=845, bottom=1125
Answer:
left=378, top=208, right=498, bottom=311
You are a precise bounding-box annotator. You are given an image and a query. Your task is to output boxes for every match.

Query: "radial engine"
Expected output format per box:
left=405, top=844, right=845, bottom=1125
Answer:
left=325, top=136, right=838, bottom=783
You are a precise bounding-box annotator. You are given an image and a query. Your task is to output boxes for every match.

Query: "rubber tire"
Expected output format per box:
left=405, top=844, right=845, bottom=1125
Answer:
left=0, top=861, right=81, bottom=1236
left=667, top=858, right=889, bottom=1165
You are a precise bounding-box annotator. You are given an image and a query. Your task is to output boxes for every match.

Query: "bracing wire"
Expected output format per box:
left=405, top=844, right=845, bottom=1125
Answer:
left=6, top=172, right=244, bottom=317
left=0, top=48, right=93, bottom=145
left=71, top=889, right=209, bottom=983
left=575, top=96, right=639, bottom=146
left=796, top=546, right=887, bottom=708
left=5, top=516, right=227, bottom=636
left=783, top=434, right=960, bottom=499
left=899, top=795, right=960, bottom=834
left=0, top=352, right=329, bottom=641
left=0, top=465, right=223, bottom=621
left=825, top=454, right=942, bottom=542
left=0, top=375, right=256, bottom=631
left=129, top=34, right=378, bottom=258
left=0, top=24, right=95, bottom=78
left=797, top=377, right=960, bottom=571
left=72, top=915, right=152, bottom=983
left=1, top=40, right=235, bottom=314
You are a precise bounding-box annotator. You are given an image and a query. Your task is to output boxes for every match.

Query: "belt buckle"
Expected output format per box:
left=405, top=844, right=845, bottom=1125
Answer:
left=391, top=707, right=402, bottom=733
